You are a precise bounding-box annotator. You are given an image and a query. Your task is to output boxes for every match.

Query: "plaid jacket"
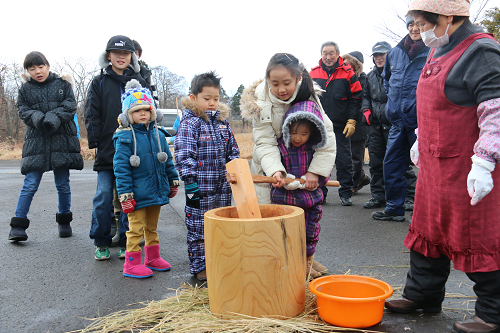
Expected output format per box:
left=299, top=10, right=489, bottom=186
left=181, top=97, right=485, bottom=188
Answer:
left=174, top=98, right=239, bottom=194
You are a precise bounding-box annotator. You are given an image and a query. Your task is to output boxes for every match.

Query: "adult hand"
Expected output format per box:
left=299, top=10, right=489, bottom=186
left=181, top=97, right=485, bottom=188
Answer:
left=168, top=186, right=178, bottom=198
left=343, top=119, right=356, bottom=138
left=185, top=182, right=203, bottom=208
left=272, top=171, right=287, bottom=188
left=410, top=139, right=420, bottom=168
left=467, top=155, right=495, bottom=206
left=304, top=172, right=319, bottom=191
left=362, top=109, right=372, bottom=126
left=121, top=198, right=136, bottom=213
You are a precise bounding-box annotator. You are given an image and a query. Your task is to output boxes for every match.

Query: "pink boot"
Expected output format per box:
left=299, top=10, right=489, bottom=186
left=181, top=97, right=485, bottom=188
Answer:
left=123, top=251, right=153, bottom=278
left=144, top=245, right=171, bottom=271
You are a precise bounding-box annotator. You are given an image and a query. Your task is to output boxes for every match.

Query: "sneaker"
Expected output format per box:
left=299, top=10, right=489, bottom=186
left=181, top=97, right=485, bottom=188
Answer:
left=94, top=246, right=110, bottom=260
left=372, top=210, right=405, bottom=222
left=118, top=247, right=126, bottom=259
left=363, top=197, right=386, bottom=209
left=404, top=199, right=414, bottom=211
left=340, top=197, right=353, bottom=206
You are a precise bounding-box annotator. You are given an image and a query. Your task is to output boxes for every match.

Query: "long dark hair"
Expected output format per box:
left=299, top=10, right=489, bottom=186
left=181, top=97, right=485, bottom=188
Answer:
left=265, top=53, right=316, bottom=105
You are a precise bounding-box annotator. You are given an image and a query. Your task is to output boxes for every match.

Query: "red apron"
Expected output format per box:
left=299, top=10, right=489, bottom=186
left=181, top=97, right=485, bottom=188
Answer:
left=404, top=33, right=500, bottom=273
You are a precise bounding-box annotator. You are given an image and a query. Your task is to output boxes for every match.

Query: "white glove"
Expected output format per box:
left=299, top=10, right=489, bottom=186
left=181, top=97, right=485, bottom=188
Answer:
left=410, top=139, right=420, bottom=168
left=284, top=174, right=306, bottom=191
left=467, top=155, right=495, bottom=206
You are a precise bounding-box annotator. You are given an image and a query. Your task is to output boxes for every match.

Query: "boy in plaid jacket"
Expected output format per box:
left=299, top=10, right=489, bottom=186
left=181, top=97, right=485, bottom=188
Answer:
left=174, top=72, right=240, bottom=281
left=270, top=101, right=333, bottom=279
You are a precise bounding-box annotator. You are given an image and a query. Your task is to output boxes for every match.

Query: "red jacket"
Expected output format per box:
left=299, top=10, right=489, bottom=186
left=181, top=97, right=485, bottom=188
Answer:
left=310, top=57, right=362, bottom=127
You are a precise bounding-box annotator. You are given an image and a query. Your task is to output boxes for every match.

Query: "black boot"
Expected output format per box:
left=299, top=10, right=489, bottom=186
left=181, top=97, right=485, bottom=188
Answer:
left=9, top=217, right=29, bottom=241
left=56, top=212, right=73, bottom=238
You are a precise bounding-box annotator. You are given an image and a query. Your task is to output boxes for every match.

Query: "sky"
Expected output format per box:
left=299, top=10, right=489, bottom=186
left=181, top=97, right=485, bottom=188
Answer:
left=2, top=0, right=499, bottom=95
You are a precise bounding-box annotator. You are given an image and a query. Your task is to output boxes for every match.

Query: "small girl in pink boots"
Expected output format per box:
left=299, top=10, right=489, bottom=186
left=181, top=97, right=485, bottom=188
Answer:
left=113, top=80, right=179, bottom=278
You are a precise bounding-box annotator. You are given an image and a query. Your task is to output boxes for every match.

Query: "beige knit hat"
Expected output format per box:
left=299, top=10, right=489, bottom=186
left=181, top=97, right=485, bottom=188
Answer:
left=409, top=0, right=470, bottom=16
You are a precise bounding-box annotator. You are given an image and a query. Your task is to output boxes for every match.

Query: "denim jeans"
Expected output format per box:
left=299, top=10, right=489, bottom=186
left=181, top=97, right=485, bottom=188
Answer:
left=15, top=169, right=71, bottom=219
left=89, top=170, right=128, bottom=247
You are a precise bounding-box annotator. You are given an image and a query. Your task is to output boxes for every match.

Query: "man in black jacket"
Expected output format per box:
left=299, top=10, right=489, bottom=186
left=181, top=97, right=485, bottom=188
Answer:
left=361, top=42, right=417, bottom=210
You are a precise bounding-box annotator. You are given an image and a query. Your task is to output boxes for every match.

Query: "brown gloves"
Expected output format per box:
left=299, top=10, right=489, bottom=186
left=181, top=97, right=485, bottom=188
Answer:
left=343, top=119, right=356, bottom=138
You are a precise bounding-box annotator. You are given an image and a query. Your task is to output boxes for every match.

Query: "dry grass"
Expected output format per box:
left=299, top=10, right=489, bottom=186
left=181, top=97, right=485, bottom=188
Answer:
left=69, top=283, right=380, bottom=333
left=234, top=133, right=254, bottom=160
left=0, top=138, right=96, bottom=161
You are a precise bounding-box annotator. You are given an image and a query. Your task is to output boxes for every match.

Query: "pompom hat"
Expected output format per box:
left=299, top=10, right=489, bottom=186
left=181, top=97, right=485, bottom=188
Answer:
left=118, top=80, right=167, bottom=168
left=409, top=0, right=470, bottom=16
left=120, top=79, right=158, bottom=125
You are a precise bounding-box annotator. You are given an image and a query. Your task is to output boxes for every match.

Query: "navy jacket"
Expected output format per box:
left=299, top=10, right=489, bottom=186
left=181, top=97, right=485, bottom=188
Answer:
left=383, top=36, right=429, bottom=130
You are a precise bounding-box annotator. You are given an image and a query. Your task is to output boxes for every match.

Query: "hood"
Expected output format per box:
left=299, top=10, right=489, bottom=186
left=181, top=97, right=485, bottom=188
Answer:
left=240, top=78, right=325, bottom=120
left=341, top=54, right=363, bottom=77
left=180, top=96, right=229, bottom=123
left=281, top=100, right=328, bottom=150
left=21, top=72, right=74, bottom=88
left=98, top=51, right=140, bottom=73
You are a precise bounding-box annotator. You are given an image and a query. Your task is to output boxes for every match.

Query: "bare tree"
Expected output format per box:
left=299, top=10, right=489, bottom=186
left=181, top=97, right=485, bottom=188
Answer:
left=151, top=66, right=188, bottom=109
left=0, top=61, right=25, bottom=142
left=375, top=0, right=491, bottom=44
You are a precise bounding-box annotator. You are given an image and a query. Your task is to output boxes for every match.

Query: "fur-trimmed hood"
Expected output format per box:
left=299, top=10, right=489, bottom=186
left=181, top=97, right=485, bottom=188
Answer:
left=98, top=51, right=140, bottom=73
left=180, top=96, right=229, bottom=122
left=281, top=100, right=328, bottom=150
left=21, top=72, right=74, bottom=88
left=240, top=79, right=325, bottom=120
left=341, top=54, right=363, bottom=77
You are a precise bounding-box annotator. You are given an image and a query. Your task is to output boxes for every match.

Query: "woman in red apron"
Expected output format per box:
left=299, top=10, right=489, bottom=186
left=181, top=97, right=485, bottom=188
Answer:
left=384, top=1, right=500, bottom=332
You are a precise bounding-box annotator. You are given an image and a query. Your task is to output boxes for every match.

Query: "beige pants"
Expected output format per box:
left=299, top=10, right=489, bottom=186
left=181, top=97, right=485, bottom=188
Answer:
left=126, top=205, right=161, bottom=252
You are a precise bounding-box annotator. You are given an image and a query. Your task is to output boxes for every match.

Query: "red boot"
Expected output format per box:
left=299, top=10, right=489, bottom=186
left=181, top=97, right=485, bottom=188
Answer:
left=144, top=245, right=171, bottom=271
left=123, top=251, right=153, bottom=278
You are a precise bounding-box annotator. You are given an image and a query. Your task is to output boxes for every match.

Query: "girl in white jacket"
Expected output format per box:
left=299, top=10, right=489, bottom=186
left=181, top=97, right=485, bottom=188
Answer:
left=241, top=53, right=337, bottom=274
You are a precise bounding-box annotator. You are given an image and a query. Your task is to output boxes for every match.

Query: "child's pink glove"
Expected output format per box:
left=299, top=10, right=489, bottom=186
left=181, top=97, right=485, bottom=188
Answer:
left=121, top=198, right=136, bottom=213
left=168, top=186, right=178, bottom=198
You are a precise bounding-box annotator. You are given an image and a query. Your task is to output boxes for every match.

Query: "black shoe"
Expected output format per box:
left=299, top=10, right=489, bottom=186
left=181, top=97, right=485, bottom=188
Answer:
left=58, top=224, right=73, bottom=238
left=352, top=175, right=371, bottom=195
left=405, top=200, right=414, bottom=211
left=8, top=227, right=28, bottom=241
left=340, top=197, right=353, bottom=206
left=372, top=210, right=405, bottom=222
left=363, top=197, right=386, bottom=209
left=385, top=297, right=441, bottom=314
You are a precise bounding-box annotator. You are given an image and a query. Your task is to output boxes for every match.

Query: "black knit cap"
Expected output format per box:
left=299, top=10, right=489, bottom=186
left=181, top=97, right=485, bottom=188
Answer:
left=348, top=51, right=364, bottom=64
left=105, top=35, right=135, bottom=52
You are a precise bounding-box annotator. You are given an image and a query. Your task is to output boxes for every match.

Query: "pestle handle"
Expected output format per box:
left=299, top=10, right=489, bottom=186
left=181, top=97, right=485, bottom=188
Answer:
left=228, top=173, right=339, bottom=187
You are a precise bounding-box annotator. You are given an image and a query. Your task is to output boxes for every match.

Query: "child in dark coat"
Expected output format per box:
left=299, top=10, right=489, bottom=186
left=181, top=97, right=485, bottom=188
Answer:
left=174, top=72, right=240, bottom=281
left=113, top=80, right=179, bottom=278
left=270, top=100, right=332, bottom=279
left=9, top=51, right=83, bottom=242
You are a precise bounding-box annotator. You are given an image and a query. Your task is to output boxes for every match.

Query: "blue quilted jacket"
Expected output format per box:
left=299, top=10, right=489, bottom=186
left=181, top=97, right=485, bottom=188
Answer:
left=113, top=123, right=178, bottom=210
left=383, top=36, right=429, bottom=130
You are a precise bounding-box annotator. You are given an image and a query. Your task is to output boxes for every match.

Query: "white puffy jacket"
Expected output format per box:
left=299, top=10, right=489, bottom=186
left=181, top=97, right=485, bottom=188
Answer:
left=241, top=79, right=336, bottom=203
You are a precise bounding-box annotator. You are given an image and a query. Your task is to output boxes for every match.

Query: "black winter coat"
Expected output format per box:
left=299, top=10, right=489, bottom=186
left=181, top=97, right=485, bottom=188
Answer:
left=361, top=67, right=391, bottom=130
left=18, top=72, right=83, bottom=175
left=351, top=71, right=368, bottom=142
left=84, top=66, right=149, bottom=171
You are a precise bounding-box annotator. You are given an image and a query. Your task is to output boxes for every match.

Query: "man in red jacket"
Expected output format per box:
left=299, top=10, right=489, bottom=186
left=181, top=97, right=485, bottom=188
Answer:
left=310, top=41, right=363, bottom=206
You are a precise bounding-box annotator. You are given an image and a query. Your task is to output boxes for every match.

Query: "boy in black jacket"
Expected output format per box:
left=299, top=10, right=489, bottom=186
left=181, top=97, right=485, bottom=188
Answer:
left=84, top=35, right=149, bottom=260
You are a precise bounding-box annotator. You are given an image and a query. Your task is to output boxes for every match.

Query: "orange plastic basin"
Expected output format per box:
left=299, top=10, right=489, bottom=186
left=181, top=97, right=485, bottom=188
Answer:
left=309, top=275, right=393, bottom=328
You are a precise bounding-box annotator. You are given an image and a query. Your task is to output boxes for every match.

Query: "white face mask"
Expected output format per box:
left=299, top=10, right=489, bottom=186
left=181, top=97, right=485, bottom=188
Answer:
left=420, top=19, right=450, bottom=48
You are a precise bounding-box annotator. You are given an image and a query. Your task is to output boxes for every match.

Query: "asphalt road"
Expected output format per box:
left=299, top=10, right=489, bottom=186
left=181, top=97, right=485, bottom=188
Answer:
left=0, top=160, right=477, bottom=333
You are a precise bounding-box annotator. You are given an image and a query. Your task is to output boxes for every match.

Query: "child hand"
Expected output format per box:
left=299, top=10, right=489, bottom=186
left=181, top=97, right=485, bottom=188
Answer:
left=272, top=172, right=287, bottom=188
left=304, top=172, right=319, bottom=191
left=121, top=198, right=136, bottom=213
left=168, top=186, right=178, bottom=198
left=185, top=182, right=203, bottom=208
